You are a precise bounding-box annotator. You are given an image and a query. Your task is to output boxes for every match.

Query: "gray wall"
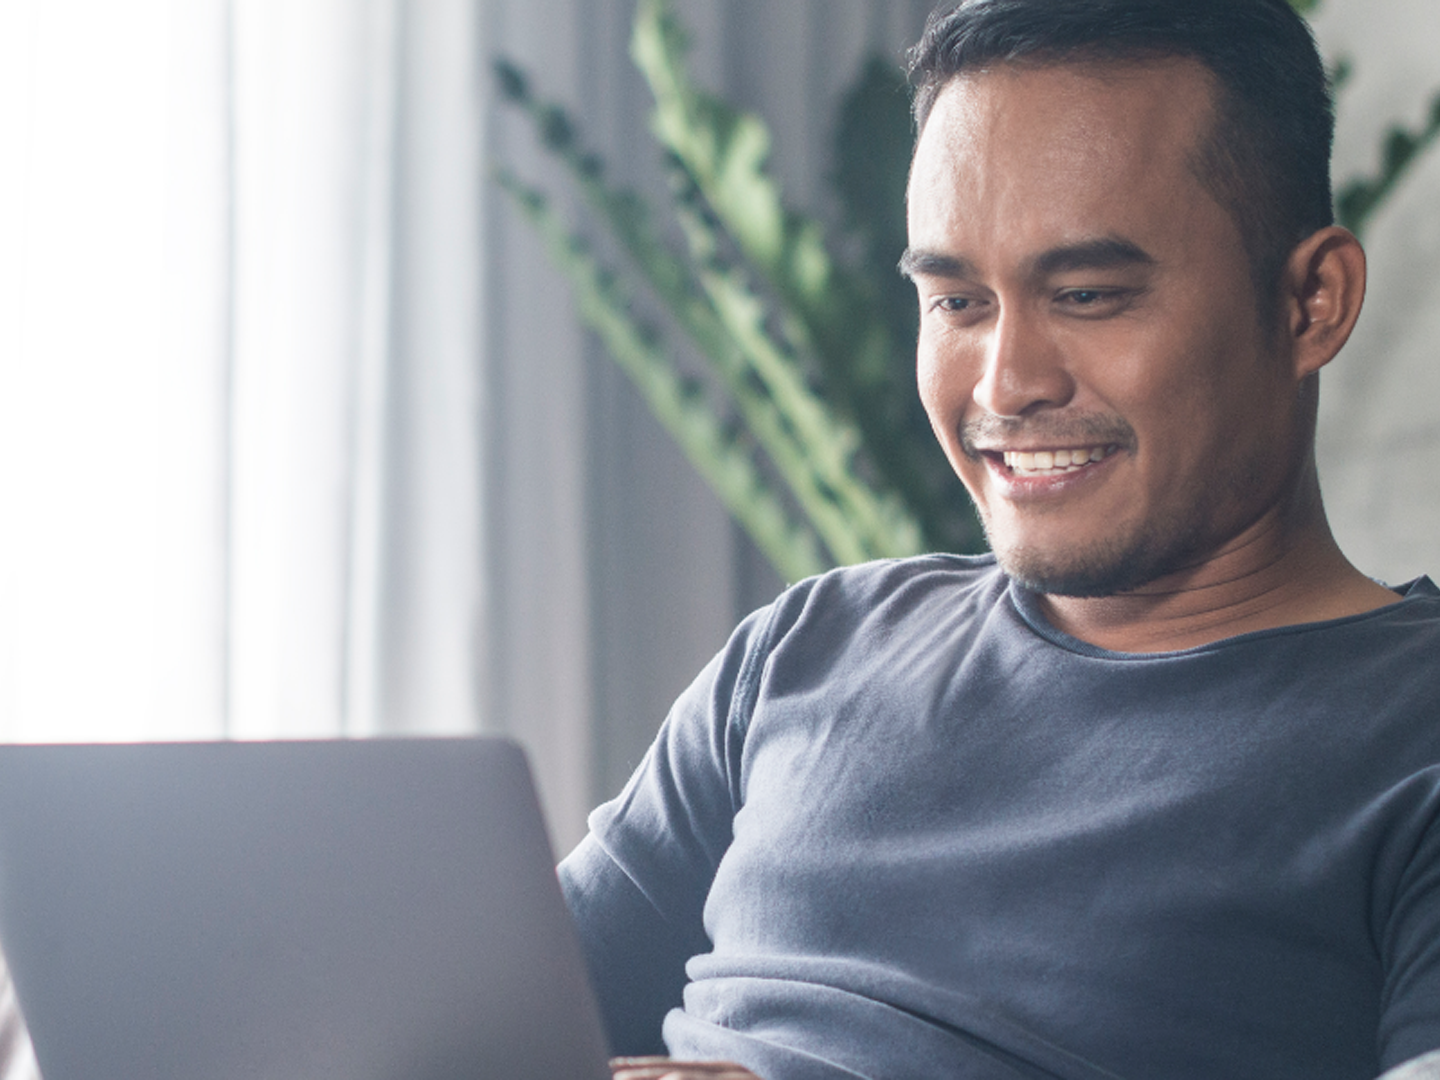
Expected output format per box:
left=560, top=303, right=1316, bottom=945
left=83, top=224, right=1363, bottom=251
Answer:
left=1311, top=0, right=1440, bottom=587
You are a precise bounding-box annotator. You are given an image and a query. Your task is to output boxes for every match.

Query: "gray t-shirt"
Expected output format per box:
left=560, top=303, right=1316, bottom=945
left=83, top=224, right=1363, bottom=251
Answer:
left=560, top=555, right=1440, bottom=1080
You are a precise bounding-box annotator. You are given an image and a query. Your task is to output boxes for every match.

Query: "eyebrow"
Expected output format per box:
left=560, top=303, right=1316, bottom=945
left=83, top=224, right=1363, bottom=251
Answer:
left=897, top=237, right=1156, bottom=281
left=897, top=249, right=977, bottom=281
left=1029, top=237, right=1156, bottom=277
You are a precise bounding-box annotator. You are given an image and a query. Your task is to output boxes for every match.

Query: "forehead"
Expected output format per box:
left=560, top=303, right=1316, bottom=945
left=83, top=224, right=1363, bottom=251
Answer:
left=907, top=59, right=1226, bottom=261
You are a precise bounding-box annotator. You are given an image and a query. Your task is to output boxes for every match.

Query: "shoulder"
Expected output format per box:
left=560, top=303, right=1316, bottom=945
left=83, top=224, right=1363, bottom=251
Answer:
left=1389, top=575, right=1440, bottom=618
left=725, top=553, right=1015, bottom=688
left=763, top=553, right=1009, bottom=634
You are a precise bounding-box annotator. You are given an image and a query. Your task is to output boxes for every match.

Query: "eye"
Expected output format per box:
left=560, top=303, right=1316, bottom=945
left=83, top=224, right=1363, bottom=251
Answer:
left=1054, top=287, right=1138, bottom=316
left=928, top=295, right=987, bottom=315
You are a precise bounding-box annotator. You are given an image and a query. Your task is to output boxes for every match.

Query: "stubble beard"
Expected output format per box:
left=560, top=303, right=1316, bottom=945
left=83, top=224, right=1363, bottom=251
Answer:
left=977, top=458, right=1264, bottom=599
left=959, top=411, right=1192, bottom=597
left=984, top=512, right=1206, bottom=598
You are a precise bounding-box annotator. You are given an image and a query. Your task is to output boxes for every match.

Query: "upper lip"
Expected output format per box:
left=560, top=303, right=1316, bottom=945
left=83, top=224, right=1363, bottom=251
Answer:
left=971, top=442, right=1116, bottom=455
left=977, top=442, right=1106, bottom=452
left=960, top=415, right=1137, bottom=459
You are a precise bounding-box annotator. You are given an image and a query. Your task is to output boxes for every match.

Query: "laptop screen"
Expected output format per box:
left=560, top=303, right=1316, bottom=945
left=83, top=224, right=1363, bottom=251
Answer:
left=0, top=738, right=610, bottom=1080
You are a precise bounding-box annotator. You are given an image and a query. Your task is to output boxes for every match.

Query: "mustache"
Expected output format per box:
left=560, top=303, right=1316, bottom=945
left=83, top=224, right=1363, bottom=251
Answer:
left=959, top=413, right=1137, bottom=457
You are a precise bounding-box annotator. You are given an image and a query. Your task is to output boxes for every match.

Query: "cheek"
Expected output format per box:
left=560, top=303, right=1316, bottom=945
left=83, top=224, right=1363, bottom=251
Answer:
left=916, top=349, right=944, bottom=415
left=916, top=329, right=975, bottom=427
left=1120, top=335, right=1283, bottom=488
left=916, top=350, right=961, bottom=450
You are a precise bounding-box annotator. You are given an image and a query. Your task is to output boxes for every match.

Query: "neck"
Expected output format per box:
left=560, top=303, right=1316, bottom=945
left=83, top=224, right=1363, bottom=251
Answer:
left=1036, top=473, right=1399, bottom=653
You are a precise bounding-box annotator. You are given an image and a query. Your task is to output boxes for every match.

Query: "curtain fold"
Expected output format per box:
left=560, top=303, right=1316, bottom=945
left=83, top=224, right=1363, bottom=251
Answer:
left=0, top=0, right=944, bottom=845
left=0, top=0, right=485, bottom=744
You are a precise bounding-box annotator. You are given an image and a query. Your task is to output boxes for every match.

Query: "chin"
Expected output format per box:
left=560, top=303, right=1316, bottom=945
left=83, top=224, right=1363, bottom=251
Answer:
left=987, top=527, right=1188, bottom=599
left=994, top=549, right=1146, bottom=597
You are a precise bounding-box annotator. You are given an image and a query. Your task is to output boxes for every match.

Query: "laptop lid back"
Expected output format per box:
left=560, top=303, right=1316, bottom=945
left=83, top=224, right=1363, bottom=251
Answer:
left=0, top=738, right=610, bottom=1080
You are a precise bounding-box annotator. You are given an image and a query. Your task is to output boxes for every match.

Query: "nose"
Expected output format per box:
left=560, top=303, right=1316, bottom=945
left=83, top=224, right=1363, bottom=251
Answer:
left=971, top=307, right=1075, bottom=418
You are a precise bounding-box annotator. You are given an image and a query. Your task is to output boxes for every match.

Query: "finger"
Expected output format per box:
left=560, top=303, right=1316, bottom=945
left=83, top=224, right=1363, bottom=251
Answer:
left=610, top=1070, right=757, bottom=1080
left=609, top=1057, right=758, bottom=1080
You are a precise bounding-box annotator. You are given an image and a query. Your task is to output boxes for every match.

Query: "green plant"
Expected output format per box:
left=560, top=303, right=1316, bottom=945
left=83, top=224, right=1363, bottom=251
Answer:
left=1335, top=94, right=1440, bottom=235
left=496, top=0, right=1438, bottom=582
left=495, top=0, right=975, bottom=583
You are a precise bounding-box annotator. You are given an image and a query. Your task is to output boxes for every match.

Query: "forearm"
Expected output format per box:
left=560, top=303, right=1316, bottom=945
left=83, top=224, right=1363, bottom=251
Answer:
left=560, top=834, right=712, bottom=1057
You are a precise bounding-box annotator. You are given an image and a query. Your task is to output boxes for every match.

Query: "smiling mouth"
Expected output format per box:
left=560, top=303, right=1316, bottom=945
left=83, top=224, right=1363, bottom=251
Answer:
left=999, top=445, right=1116, bottom=476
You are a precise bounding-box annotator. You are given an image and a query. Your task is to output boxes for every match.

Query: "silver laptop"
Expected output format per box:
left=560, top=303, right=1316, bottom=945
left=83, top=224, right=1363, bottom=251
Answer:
left=0, top=738, right=611, bottom=1080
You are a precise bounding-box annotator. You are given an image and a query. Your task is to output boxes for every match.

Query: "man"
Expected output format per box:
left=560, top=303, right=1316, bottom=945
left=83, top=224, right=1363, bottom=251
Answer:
left=561, top=1, right=1440, bottom=1077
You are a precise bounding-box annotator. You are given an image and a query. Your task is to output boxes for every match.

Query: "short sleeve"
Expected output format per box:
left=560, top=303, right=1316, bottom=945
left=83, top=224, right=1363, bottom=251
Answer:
left=558, top=598, right=784, bottom=1055
left=1378, top=776, right=1440, bottom=1070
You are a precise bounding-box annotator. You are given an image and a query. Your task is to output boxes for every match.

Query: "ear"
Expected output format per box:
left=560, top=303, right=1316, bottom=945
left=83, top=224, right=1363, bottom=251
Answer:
left=1279, top=226, right=1367, bottom=380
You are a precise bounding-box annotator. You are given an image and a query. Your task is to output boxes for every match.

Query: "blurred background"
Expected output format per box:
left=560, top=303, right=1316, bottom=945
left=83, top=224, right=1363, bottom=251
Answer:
left=1, top=0, right=1437, bottom=852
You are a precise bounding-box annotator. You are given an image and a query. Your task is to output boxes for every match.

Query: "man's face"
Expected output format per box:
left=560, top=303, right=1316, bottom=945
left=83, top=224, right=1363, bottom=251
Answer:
left=905, top=60, right=1307, bottom=597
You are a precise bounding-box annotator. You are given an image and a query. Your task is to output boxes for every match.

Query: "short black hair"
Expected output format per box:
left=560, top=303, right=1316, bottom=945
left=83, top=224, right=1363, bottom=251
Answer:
left=907, top=0, right=1336, bottom=308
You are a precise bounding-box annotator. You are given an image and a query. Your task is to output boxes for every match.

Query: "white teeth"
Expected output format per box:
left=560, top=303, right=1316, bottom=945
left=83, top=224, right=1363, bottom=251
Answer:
left=1001, top=446, right=1111, bottom=475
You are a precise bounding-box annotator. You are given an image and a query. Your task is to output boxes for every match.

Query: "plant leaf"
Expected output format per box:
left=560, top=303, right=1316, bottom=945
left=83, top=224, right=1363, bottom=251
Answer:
left=496, top=169, right=831, bottom=582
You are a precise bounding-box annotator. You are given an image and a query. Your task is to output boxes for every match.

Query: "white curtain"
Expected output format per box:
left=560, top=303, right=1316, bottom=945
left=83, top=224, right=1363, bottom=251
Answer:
left=0, top=0, right=963, bottom=853
left=0, top=0, right=942, bottom=851
left=0, top=0, right=484, bottom=743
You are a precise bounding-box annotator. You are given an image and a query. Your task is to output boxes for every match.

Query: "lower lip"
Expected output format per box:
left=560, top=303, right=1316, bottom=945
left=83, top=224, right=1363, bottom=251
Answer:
left=981, top=452, right=1120, bottom=500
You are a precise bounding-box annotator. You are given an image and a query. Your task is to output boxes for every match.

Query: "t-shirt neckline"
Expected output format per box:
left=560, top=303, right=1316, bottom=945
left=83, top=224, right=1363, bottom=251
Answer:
left=1005, top=573, right=1439, bottom=661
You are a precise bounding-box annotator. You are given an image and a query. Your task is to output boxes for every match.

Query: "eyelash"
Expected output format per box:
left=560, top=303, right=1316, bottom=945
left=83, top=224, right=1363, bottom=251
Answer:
left=927, top=290, right=1129, bottom=315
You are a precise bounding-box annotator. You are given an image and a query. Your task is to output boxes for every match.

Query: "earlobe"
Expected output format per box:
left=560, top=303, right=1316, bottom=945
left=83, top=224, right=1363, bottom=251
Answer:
left=1283, top=226, right=1367, bottom=379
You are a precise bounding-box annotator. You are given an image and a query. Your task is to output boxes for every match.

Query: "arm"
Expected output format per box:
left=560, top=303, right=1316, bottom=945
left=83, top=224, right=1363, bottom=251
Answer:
left=1378, top=784, right=1440, bottom=1074
left=559, top=595, right=792, bottom=1060
left=561, top=835, right=712, bottom=1056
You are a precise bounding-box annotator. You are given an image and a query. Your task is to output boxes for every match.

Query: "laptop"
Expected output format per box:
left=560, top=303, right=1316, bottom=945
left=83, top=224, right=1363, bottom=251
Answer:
left=0, top=738, right=612, bottom=1080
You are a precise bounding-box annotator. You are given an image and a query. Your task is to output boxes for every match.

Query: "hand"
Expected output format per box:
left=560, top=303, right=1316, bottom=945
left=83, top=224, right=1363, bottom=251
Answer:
left=610, top=1056, right=761, bottom=1080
